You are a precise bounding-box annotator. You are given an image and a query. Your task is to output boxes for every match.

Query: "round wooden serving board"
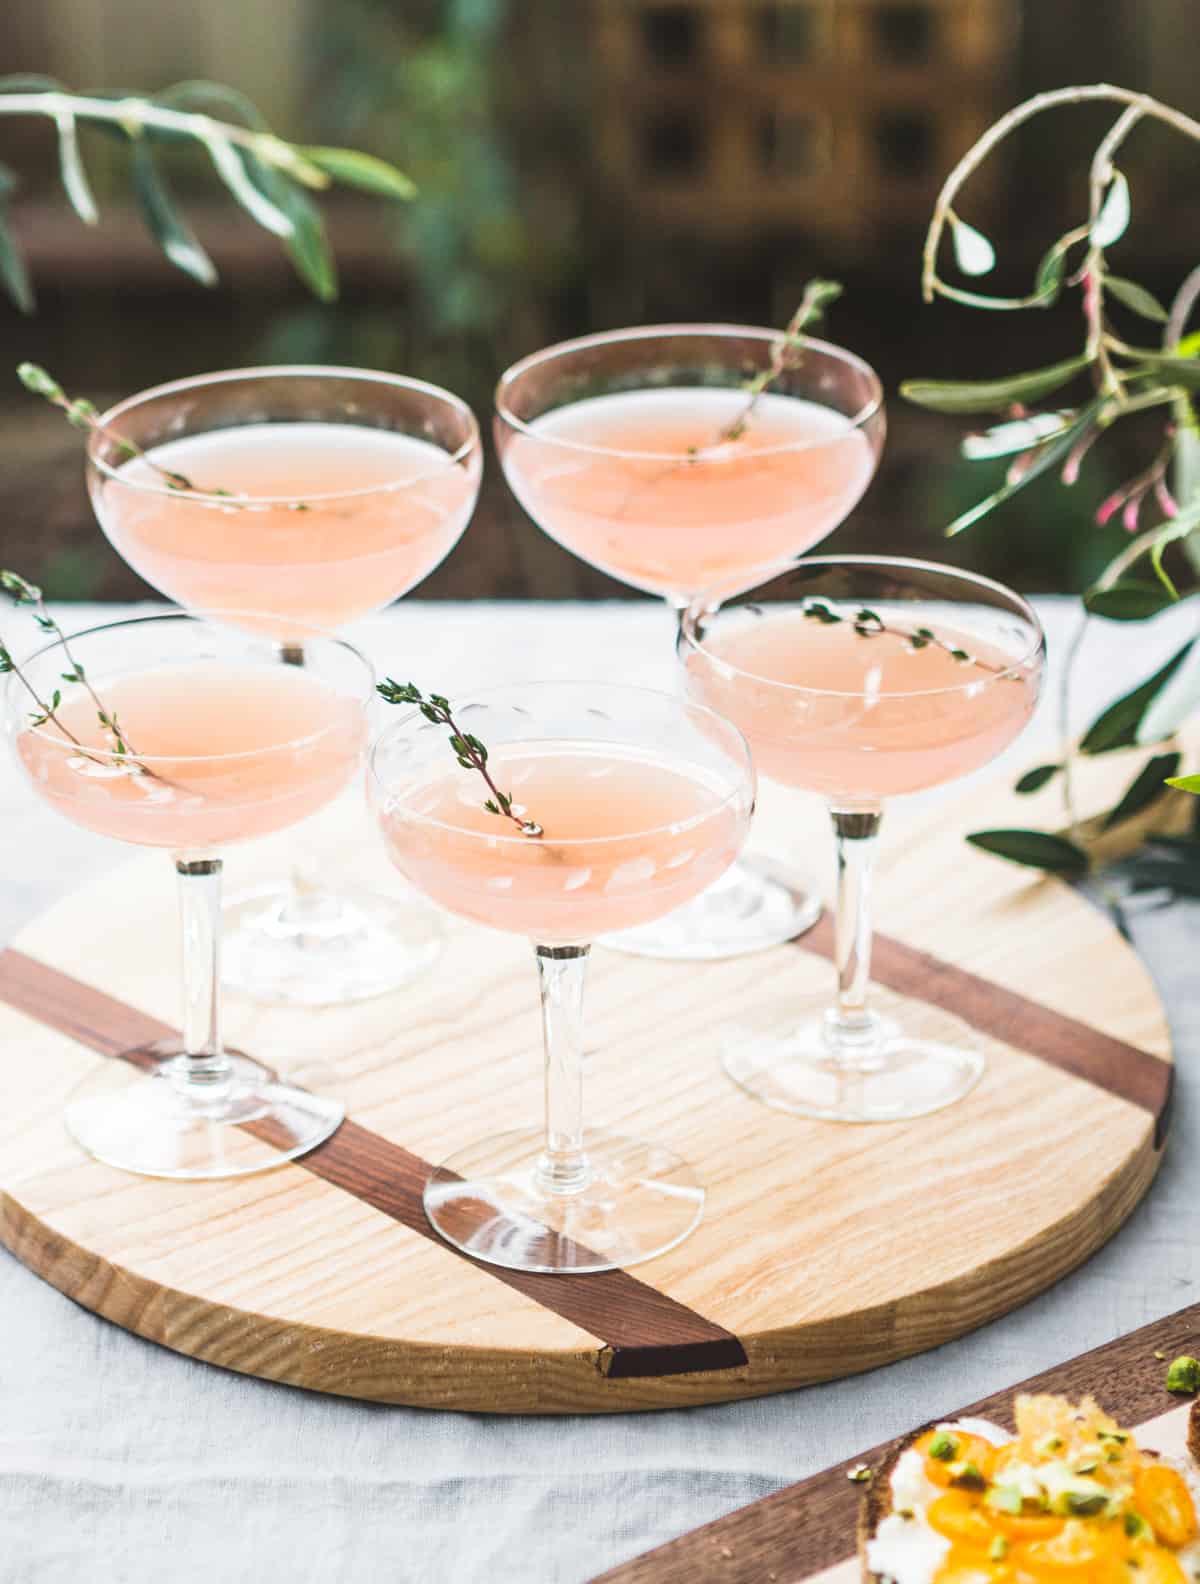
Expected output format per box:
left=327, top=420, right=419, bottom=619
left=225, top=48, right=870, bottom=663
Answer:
left=0, top=757, right=1175, bottom=1413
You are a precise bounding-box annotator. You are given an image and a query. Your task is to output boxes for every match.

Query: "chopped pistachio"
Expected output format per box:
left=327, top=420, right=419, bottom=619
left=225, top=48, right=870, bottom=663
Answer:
left=948, top=1460, right=986, bottom=1490
left=1125, top=1511, right=1153, bottom=1540
left=989, top=1536, right=1009, bottom=1561
left=1066, top=1490, right=1110, bottom=1517
left=1074, top=1459, right=1100, bottom=1475
left=1037, top=1433, right=1065, bottom=1455
left=1107, top=1449, right=1122, bottom=1463
left=927, top=1432, right=958, bottom=1462
left=986, top=1485, right=1024, bottom=1515
left=1166, top=1356, right=1200, bottom=1395
left=1098, top=1430, right=1130, bottom=1444
left=896, top=1508, right=914, bottom=1521
left=847, top=1464, right=872, bottom=1483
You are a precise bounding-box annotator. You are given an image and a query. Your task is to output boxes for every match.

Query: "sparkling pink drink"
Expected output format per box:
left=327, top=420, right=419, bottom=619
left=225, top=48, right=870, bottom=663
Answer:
left=686, top=611, right=1039, bottom=800
left=90, top=423, right=481, bottom=629
left=18, top=662, right=367, bottom=850
left=499, top=388, right=876, bottom=600
left=378, top=742, right=747, bottom=944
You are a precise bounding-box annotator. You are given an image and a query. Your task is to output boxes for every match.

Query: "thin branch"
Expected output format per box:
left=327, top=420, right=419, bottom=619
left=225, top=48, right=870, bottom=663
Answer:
left=0, top=90, right=326, bottom=188
left=922, top=86, right=1200, bottom=306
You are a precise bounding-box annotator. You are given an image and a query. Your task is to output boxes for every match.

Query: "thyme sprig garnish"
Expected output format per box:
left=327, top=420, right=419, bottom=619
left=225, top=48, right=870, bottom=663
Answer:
left=0, top=570, right=175, bottom=784
left=717, top=278, right=844, bottom=445
left=378, top=679, right=544, bottom=837
left=17, top=363, right=225, bottom=495
left=798, top=597, right=1011, bottom=676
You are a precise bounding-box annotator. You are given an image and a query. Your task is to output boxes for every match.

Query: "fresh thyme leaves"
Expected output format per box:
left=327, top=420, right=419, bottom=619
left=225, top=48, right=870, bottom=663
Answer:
left=377, top=680, right=544, bottom=837
left=19, top=362, right=206, bottom=493
left=719, top=279, right=844, bottom=444
left=800, top=597, right=1011, bottom=676
left=1, top=570, right=173, bottom=785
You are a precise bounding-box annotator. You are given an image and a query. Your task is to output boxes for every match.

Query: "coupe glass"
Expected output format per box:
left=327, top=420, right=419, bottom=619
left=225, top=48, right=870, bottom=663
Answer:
left=495, top=325, right=884, bottom=960
left=681, top=557, right=1045, bottom=1123
left=369, top=681, right=755, bottom=1273
left=5, top=612, right=373, bottom=1177
left=86, top=366, right=482, bottom=1006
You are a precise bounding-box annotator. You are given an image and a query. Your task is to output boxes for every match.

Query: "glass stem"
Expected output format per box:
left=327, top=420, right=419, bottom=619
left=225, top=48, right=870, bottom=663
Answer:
left=534, top=944, right=592, bottom=1196
left=826, top=807, right=883, bottom=1064
left=175, top=857, right=232, bottom=1093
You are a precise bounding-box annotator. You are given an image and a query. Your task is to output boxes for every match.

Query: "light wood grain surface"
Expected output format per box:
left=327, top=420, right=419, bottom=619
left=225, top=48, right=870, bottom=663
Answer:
left=0, top=752, right=1175, bottom=1412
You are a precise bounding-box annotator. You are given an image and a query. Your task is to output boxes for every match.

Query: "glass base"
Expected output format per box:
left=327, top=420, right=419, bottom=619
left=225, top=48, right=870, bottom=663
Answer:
left=722, top=989, right=986, bottom=1122
left=603, top=854, right=821, bottom=961
left=222, top=880, right=443, bottom=1007
left=64, top=1047, right=344, bottom=1179
left=424, top=1126, right=705, bottom=1273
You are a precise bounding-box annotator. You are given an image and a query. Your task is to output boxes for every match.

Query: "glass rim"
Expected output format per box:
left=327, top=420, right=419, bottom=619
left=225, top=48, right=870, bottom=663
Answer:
left=87, top=364, right=481, bottom=504
left=8, top=609, right=375, bottom=763
left=370, top=677, right=754, bottom=847
left=680, top=555, right=1047, bottom=701
left=493, top=324, right=885, bottom=463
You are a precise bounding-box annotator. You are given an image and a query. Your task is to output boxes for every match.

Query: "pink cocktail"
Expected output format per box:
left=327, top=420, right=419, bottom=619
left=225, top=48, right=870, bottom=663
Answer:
left=6, top=612, right=373, bottom=1178
left=88, top=368, right=481, bottom=633
left=370, top=682, right=754, bottom=1274
left=682, top=557, right=1045, bottom=1123
left=85, top=366, right=483, bottom=1009
left=496, top=326, right=884, bottom=961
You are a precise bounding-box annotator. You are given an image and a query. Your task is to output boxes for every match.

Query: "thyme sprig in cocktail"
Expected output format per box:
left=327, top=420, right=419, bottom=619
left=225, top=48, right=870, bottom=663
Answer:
left=377, top=679, right=543, bottom=836
left=0, top=569, right=173, bottom=784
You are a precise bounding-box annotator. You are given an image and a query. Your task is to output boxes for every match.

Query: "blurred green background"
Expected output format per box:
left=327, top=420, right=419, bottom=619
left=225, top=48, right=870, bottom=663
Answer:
left=1, top=0, right=1197, bottom=600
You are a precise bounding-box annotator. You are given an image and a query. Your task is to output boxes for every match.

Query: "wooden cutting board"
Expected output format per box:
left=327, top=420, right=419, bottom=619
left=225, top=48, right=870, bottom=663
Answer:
left=0, top=753, right=1176, bottom=1413
left=593, top=1302, right=1200, bottom=1582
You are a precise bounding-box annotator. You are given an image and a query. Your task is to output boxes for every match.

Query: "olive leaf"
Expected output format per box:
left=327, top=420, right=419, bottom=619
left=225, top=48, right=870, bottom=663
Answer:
left=239, top=151, right=336, bottom=302
left=1091, top=169, right=1131, bottom=248
left=948, top=213, right=996, bottom=277
left=1123, top=350, right=1200, bottom=390
left=202, top=134, right=293, bottom=237
left=1084, top=580, right=1177, bottom=621
left=1102, top=753, right=1182, bottom=830
left=961, top=411, right=1073, bottom=461
left=1015, top=764, right=1061, bottom=794
left=0, top=161, right=32, bottom=314
left=1138, top=639, right=1200, bottom=746
left=1079, top=640, right=1194, bottom=754
left=945, top=399, right=1105, bottom=536
left=901, top=354, right=1092, bottom=415
left=299, top=146, right=416, bottom=201
left=1103, top=275, right=1169, bottom=323
left=130, top=138, right=217, bottom=288
left=966, top=829, right=1089, bottom=874
left=54, top=109, right=98, bottom=225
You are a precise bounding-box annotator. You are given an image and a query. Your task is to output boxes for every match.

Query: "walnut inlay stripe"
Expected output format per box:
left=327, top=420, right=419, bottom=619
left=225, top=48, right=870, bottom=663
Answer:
left=797, top=915, right=1173, bottom=1147
left=0, top=949, right=748, bottom=1379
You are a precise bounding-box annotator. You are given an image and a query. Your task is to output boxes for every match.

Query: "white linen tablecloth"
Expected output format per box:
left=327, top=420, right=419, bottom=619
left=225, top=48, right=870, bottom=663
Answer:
left=2, top=599, right=1197, bottom=1584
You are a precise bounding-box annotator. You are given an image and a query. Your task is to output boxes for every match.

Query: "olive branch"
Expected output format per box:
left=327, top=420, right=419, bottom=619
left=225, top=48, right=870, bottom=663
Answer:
left=900, top=84, right=1200, bottom=883
left=0, top=76, right=415, bottom=313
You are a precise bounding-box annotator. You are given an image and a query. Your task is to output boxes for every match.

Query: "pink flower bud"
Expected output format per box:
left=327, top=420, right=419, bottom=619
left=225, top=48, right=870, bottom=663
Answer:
left=1061, top=426, right=1098, bottom=486
left=1155, top=479, right=1180, bottom=520
left=1123, top=491, right=1143, bottom=534
left=1096, top=490, right=1124, bottom=527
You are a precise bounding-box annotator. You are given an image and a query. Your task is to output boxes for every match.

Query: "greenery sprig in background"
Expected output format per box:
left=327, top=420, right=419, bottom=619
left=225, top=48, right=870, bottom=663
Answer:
left=902, top=84, right=1200, bottom=893
left=0, top=75, right=415, bottom=312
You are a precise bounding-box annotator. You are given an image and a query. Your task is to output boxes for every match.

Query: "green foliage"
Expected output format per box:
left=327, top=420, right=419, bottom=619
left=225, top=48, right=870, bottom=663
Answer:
left=965, top=830, right=1089, bottom=875
left=0, top=76, right=414, bottom=310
